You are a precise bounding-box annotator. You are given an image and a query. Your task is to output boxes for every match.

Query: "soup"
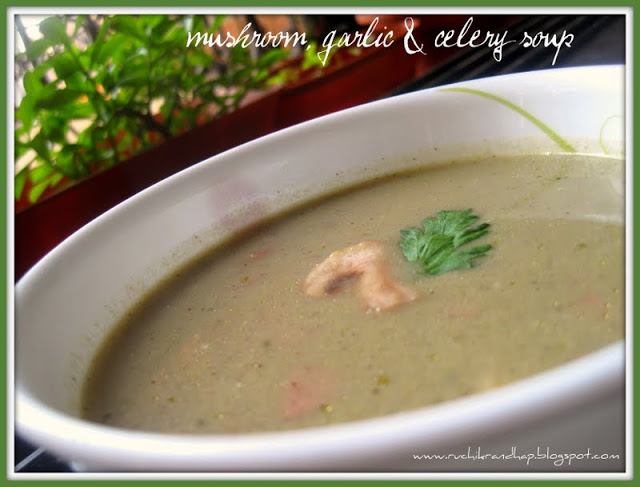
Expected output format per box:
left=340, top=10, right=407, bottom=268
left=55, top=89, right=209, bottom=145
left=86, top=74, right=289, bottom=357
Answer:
left=82, top=153, right=624, bottom=434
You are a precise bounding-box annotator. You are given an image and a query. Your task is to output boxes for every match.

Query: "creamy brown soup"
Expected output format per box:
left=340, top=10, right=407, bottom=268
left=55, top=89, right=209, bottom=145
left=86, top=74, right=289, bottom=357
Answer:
left=82, top=154, right=624, bottom=433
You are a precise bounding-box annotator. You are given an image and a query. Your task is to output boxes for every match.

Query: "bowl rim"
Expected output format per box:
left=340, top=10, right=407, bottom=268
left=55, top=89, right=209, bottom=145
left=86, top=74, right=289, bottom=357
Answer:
left=16, top=342, right=623, bottom=469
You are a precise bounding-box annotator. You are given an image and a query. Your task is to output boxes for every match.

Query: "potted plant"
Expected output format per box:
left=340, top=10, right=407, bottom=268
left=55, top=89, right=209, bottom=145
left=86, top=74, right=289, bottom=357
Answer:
left=14, top=14, right=465, bottom=278
left=14, top=14, right=289, bottom=210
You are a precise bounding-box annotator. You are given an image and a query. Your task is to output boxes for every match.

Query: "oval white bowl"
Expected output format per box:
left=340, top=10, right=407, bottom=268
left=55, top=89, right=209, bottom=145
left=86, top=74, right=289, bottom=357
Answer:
left=15, top=66, right=626, bottom=472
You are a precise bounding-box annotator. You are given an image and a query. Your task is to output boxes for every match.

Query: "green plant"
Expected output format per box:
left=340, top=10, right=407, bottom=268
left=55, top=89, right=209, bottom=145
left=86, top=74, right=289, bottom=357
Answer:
left=400, top=209, right=492, bottom=275
left=15, top=15, right=290, bottom=204
left=300, top=39, right=361, bottom=70
left=264, top=39, right=362, bottom=88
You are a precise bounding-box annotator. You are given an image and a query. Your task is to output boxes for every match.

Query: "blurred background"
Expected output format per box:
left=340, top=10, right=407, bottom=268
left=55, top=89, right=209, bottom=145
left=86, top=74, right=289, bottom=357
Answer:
left=13, top=12, right=625, bottom=471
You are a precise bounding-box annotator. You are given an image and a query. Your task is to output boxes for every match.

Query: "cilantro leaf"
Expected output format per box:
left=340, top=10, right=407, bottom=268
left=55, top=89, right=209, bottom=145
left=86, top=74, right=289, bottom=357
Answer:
left=399, top=209, right=492, bottom=275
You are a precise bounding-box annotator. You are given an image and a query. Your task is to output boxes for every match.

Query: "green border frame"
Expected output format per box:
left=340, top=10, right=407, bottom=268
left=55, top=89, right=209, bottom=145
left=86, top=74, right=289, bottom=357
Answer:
left=3, top=1, right=636, bottom=484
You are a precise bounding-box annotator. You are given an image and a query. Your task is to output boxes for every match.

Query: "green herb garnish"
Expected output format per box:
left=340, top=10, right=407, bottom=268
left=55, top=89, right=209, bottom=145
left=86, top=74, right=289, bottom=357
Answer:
left=399, top=209, right=492, bottom=275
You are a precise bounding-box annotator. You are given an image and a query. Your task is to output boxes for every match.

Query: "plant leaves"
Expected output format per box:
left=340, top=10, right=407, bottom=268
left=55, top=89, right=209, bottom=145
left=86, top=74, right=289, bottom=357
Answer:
left=16, top=93, right=37, bottom=131
left=399, top=209, right=492, bottom=276
left=39, top=114, right=68, bottom=142
left=39, top=16, right=68, bottom=45
left=50, top=52, right=79, bottom=80
left=111, top=16, right=145, bottom=40
left=89, top=17, right=111, bottom=66
left=72, top=15, right=86, bottom=35
left=116, top=62, right=148, bottom=88
left=16, top=13, right=301, bottom=198
left=28, top=179, right=51, bottom=203
left=99, top=34, right=130, bottom=65
left=28, top=133, right=51, bottom=163
left=54, top=145, right=82, bottom=178
left=15, top=169, right=27, bottom=200
left=29, top=163, right=54, bottom=184
left=256, top=48, right=289, bottom=68
left=25, top=38, right=52, bottom=62
left=60, top=101, right=95, bottom=119
left=35, top=88, right=84, bottom=109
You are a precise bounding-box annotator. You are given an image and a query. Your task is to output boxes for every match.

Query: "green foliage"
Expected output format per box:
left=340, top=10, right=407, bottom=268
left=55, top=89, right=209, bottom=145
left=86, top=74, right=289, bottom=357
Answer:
left=15, top=14, right=292, bottom=204
left=300, top=39, right=351, bottom=70
left=400, top=209, right=492, bottom=276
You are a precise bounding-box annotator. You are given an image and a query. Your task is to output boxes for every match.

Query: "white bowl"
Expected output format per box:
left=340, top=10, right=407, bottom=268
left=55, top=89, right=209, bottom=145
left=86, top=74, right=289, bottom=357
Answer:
left=15, top=66, right=626, bottom=473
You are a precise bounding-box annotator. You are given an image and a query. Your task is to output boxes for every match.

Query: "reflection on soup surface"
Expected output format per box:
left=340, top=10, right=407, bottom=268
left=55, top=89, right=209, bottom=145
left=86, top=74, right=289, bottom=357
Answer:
left=82, top=154, right=624, bottom=434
